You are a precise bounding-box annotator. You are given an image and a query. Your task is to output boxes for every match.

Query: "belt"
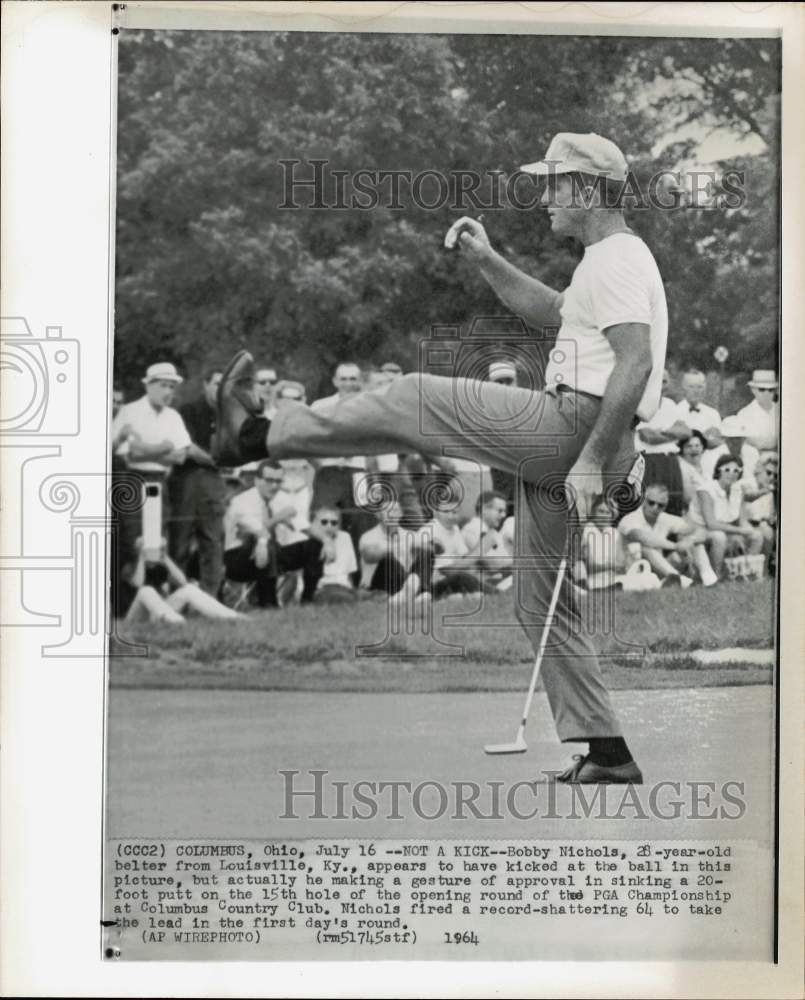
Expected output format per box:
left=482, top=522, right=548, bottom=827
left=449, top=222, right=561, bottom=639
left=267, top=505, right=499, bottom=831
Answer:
left=554, top=384, right=602, bottom=403
left=552, top=384, right=639, bottom=429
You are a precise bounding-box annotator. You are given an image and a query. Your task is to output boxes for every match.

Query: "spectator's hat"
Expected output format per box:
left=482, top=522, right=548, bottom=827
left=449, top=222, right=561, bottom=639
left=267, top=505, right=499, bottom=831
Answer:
left=142, top=362, right=183, bottom=385
left=489, top=361, right=517, bottom=383
left=747, top=369, right=778, bottom=389
left=520, top=132, right=628, bottom=181
left=721, top=415, right=748, bottom=438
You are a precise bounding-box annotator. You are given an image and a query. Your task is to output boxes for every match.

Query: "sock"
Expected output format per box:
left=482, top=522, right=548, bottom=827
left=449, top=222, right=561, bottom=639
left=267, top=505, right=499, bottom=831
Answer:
left=587, top=737, right=632, bottom=767
left=238, top=415, right=271, bottom=462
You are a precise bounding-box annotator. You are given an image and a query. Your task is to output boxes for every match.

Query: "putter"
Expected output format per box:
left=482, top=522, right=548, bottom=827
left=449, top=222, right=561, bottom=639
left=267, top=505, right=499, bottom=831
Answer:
left=484, top=557, right=567, bottom=755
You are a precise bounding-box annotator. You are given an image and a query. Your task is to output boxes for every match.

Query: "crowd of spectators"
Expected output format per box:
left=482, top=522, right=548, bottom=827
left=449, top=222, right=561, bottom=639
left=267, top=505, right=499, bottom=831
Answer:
left=110, top=357, right=778, bottom=625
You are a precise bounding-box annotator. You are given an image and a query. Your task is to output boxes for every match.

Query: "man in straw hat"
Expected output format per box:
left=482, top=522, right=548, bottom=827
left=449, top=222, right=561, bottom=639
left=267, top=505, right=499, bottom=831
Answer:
left=111, top=362, right=191, bottom=554
left=215, top=133, right=667, bottom=784
left=735, top=369, right=779, bottom=453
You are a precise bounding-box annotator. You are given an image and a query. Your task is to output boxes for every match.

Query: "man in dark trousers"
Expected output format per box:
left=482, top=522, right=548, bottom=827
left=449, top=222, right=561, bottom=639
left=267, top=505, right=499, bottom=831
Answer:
left=170, top=368, right=227, bottom=596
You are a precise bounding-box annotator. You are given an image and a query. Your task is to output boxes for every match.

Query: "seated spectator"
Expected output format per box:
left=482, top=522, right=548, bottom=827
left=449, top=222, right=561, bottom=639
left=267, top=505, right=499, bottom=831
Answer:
left=116, top=537, right=243, bottom=626
left=430, top=503, right=484, bottom=597
left=462, top=490, right=513, bottom=589
left=735, top=370, right=778, bottom=452
left=677, top=430, right=709, bottom=512
left=359, top=501, right=434, bottom=603
left=687, top=453, right=764, bottom=579
left=575, top=496, right=628, bottom=590
left=618, top=482, right=715, bottom=587
left=223, top=459, right=328, bottom=607
left=311, top=506, right=361, bottom=602
left=745, top=453, right=778, bottom=567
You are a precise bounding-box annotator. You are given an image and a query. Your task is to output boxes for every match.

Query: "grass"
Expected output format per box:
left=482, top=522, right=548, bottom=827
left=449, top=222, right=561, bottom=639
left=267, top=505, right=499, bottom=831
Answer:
left=109, top=579, right=776, bottom=693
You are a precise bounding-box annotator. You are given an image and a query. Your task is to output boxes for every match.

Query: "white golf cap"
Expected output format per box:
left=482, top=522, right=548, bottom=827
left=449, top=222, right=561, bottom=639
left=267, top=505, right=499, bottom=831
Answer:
left=489, top=361, right=517, bottom=382
left=520, top=132, right=628, bottom=181
left=142, top=362, right=183, bottom=384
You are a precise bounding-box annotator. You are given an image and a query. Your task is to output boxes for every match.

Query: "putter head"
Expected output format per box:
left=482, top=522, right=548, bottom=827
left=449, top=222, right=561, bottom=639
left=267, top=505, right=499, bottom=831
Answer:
left=484, top=735, right=528, bottom=755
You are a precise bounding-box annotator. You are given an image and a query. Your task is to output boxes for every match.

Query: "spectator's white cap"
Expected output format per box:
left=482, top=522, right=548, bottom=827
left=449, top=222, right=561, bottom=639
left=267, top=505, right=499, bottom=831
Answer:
left=747, top=369, right=778, bottom=389
left=489, top=361, right=517, bottom=383
left=721, top=415, right=748, bottom=437
left=520, top=132, right=628, bottom=181
left=142, top=362, right=183, bottom=385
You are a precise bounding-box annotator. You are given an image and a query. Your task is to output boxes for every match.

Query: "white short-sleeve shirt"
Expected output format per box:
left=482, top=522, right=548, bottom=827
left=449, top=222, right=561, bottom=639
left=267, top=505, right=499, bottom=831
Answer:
left=545, top=232, right=668, bottom=421
left=111, top=394, right=191, bottom=473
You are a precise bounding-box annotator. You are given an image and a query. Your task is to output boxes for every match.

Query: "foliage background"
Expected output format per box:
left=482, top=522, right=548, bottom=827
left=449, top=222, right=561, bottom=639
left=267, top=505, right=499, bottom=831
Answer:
left=114, top=30, right=780, bottom=406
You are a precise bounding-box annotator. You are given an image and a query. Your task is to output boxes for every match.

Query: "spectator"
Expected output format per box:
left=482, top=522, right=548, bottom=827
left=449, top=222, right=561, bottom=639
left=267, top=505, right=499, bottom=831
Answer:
left=116, top=537, right=242, bottom=626
left=169, top=368, right=227, bottom=596
left=687, top=454, right=764, bottom=579
left=380, top=362, right=404, bottom=380
left=574, top=496, right=628, bottom=590
left=430, top=501, right=484, bottom=597
left=112, top=385, right=125, bottom=420
left=364, top=367, right=394, bottom=392
left=488, top=360, right=518, bottom=386
left=668, top=368, right=722, bottom=449
left=309, top=363, right=375, bottom=554
left=358, top=500, right=433, bottom=599
left=255, top=366, right=279, bottom=419
left=310, top=506, right=360, bottom=602
left=635, top=367, right=685, bottom=515
left=677, top=429, right=709, bottom=511
left=735, top=369, right=779, bottom=452
left=745, top=454, right=778, bottom=567
left=223, top=459, right=328, bottom=607
left=462, top=490, right=513, bottom=588
left=617, top=482, right=712, bottom=587
left=634, top=368, right=680, bottom=453
left=111, top=362, right=191, bottom=553
left=701, top=415, right=760, bottom=489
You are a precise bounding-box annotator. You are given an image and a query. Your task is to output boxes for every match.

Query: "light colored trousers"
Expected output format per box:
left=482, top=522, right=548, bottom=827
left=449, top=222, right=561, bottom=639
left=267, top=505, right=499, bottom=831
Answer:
left=269, top=374, right=638, bottom=742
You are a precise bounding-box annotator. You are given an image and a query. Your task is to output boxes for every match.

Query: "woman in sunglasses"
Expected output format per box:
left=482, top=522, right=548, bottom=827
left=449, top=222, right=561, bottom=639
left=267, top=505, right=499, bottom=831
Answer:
left=688, top=453, right=764, bottom=579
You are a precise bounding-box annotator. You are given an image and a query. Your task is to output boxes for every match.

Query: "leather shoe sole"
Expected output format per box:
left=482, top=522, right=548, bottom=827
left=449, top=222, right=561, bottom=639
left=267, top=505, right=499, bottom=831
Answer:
left=213, top=349, right=262, bottom=466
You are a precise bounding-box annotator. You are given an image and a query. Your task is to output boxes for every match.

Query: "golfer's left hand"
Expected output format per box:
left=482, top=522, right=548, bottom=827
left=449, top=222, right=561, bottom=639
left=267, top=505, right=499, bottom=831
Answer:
left=565, top=458, right=603, bottom=522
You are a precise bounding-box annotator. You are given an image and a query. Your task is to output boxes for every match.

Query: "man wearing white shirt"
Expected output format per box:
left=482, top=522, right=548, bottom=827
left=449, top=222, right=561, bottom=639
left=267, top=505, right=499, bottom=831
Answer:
left=223, top=459, right=327, bottom=607
left=634, top=369, right=682, bottom=454
left=668, top=369, right=722, bottom=448
left=734, top=369, right=779, bottom=452
left=309, top=363, right=374, bottom=551
left=217, top=132, right=668, bottom=784
left=111, top=362, right=191, bottom=555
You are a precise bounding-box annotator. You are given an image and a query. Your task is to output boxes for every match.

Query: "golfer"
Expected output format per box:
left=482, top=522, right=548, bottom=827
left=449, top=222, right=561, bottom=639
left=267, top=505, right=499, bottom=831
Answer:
left=215, top=133, right=667, bottom=784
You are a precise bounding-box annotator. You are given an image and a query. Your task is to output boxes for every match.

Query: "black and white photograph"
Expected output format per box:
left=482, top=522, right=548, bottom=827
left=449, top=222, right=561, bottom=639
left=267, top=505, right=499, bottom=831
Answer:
left=2, top=1, right=803, bottom=996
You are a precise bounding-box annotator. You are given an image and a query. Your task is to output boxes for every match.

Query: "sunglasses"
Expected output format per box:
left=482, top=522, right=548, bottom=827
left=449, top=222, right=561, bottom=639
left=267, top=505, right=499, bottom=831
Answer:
left=494, top=377, right=515, bottom=386
left=318, top=518, right=340, bottom=526
left=257, top=376, right=277, bottom=385
left=644, top=499, right=667, bottom=509
left=754, top=387, right=775, bottom=393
